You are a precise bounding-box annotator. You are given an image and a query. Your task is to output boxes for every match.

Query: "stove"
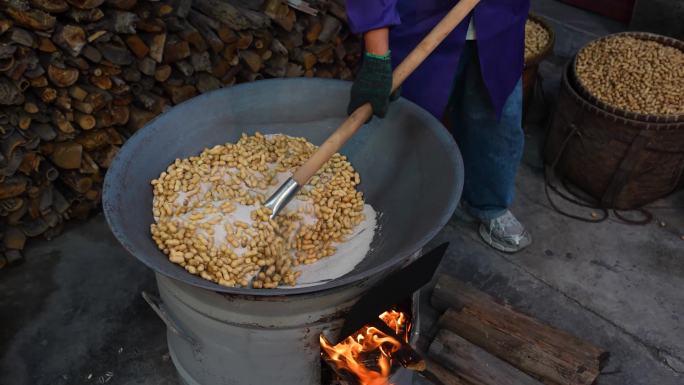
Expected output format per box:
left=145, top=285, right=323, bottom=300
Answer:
left=142, top=250, right=427, bottom=385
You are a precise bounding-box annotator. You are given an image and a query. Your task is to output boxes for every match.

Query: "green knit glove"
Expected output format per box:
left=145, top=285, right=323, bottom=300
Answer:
left=348, top=51, right=396, bottom=119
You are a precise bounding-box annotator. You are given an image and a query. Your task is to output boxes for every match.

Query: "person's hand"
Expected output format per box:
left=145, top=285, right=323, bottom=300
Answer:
left=348, top=51, right=395, bottom=119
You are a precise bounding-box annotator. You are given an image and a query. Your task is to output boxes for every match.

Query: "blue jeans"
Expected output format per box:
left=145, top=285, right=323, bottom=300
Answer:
left=446, top=41, right=524, bottom=220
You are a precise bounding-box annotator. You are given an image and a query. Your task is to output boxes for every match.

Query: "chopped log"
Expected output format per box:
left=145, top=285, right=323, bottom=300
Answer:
left=318, top=15, right=342, bottom=43
left=60, top=170, right=92, bottom=193
left=53, top=24, right=87, bottom=56
left=79, top=151, right=99, bottom=174
left=90, top=144, right=118, bottom=168
left=192, top=0, right=252, bottom=30
left=196, top=72, right=221, bottom=93
left=236, top=31, right=253, bottom=49
left=222, top=43, right=238, bottom=65
left=64, top=55, right=89, bottom=71
left=285, top=62, right=304, bottom=77
left=94, top=105, right=128, bottom=128
left=50, top=142, right=82, bottom=169
left=163, top=83, right=196, bottom=104
left=75, top=112, right=96, bottom=130
left=270, top=38, right=288, bottom=56
left=217, top=25, right=237, bottom=44
left=0, top=20, right=13, bottom=35
left=4, top=250, right=24, bottom=265
left=68, top=84, right=88, bottom=101
left=51, top=188, right=70, bottom=213
left=163, top=38, right=191, bottom=63
left=264, top=54, right=287, bottom=77
left=433, top=275, right=607, bottom=385
left=178, top=22, right=207, bottom=52
left=169, top=0, right=192, bottom=18
left=306, top=18, right=322, bottom=44
left=0, top=176, right=28, bottom=200
left=0, top=77, right=24, bottom=105
left=311, top=44, right=334, bottom=64
left=73, top=100, right=93, bottom=114
left=0, top=197, right=25, bottom=217
left=5, top=7, right=56, bottom=31
left=240, top=49, right=262, bottom=72
left=51, top=109, right=75, bottom=133
left=175, top=60, right=194, bottom=77
left=18, top=151, right=41, bottom=175
left=3, top=227, right=26, bottom=250
left=266, top=1, right=295, bottom=32
left=66, top=0, right=105, bottom=9
left=89, top=74, right=111, bottom=89
left=81, top=84, right=112, bottom=111
left=54, top=88, right=71, bottom=109
left=9, top=28, right=36, bottom=48
left=210, top=58, right=232, bottom=80
left=302, top=51, right=317, bottom=70
left=188, top=12, right=224, bottom=53
left=109, top=10, right=139, bottom=34
left=190, top=51, right=212, bottom=73
left=96, top=38, right=134, bottom=66
left=148, top=33, right=166, bottom=63
left=125, top=34, right=148, bottom=59
left=48, top=64, right=79, bottom=87
left=154, top=64, right=172, bottom=83
left=75, top=129, right=109, bottom=150
left=134, top=90, right=166, bottom=113
left=135, top=17, right=165, bottom=33
left=39, top=86, right=58, bottom=103
left=0, top=52, right=17, bottom=73
left=18, top=113, right=32, bottom=130
left=86, top=30, right=107, bottom=43
left=429, top=329, right=544, bottom=385
left=30, top=122, right=57, bottom=141
left=106, top=0, right=137, bottom=10
left=80, top=44, right=102, bottom=63
left=128, top=106, right=156, bottom=131
left=67, top=7, right=104, bottom=23
left=24, top=100, right=39, bottom=114
left=135, top=57, right=155, bottom=76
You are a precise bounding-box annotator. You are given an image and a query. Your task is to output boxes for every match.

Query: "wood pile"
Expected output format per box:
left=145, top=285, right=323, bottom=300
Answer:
left=424, top=275, right=609, bottom=385
left=0, top=0, right=361, bottom=268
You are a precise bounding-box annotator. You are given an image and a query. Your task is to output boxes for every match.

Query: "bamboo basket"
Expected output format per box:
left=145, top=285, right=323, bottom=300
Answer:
left=544, top=61, right=684, bottom=209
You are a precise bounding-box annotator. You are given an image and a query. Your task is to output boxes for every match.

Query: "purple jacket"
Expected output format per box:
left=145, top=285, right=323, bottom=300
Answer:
left=346, top=0, right=530, bottom=119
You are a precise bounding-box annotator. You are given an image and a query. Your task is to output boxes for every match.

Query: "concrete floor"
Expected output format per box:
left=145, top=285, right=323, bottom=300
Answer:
left=2, top=1, right=683, bottom=385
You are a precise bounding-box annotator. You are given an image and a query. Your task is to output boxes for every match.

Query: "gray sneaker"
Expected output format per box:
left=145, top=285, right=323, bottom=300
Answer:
left=478, top=210, right=532, bottom=253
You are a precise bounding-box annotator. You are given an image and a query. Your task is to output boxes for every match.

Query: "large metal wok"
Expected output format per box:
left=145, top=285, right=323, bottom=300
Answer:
left=103, top=78, right=463, bottom=296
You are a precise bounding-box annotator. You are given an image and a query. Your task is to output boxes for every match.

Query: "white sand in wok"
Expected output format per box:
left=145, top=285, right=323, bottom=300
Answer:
left=158, top=168, right=377, bottom=288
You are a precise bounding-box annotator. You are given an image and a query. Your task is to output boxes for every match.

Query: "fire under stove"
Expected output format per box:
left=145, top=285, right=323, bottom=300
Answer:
left=141, top=244, right=447, bottom=385
left=102, top=79, right=463, bottom=385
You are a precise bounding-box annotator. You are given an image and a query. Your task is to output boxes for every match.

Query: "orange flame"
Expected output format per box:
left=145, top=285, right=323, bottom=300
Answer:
left=320, top=310, right=410, bottom=385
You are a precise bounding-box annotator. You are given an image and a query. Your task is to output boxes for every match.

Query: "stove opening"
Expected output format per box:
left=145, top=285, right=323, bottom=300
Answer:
left=320, top=298, right=420, bottom=385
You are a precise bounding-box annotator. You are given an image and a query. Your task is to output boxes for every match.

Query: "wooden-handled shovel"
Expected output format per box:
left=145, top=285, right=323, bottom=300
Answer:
left=265, top=0, right=481, bottom=217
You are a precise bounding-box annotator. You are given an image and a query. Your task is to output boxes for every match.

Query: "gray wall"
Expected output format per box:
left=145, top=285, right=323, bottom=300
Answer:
left=630, top=0, right=684, bottom=39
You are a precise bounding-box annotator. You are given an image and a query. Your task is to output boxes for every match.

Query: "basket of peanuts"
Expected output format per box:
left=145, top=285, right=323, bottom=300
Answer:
left=523, top=14, right=555, bottom=115
left=544, top=32, right=684, bottom=209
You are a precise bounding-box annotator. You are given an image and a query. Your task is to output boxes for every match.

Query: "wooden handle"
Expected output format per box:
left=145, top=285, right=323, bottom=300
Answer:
left=292, top=0, right=481, bottom=186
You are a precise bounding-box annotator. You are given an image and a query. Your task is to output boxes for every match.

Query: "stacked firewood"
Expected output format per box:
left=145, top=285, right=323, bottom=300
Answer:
left=0, top=0, right=361, bottom=268
left=424, top=275, right=609, bottom=385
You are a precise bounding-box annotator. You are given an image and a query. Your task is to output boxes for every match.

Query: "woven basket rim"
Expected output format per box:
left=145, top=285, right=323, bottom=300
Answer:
left=573, top=31, right=684, bottom=123
left=525, top=13, right=555, bottom=67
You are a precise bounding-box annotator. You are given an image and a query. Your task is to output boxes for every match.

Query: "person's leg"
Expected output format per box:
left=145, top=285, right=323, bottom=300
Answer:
left=448, top=43, right=530, bottom=252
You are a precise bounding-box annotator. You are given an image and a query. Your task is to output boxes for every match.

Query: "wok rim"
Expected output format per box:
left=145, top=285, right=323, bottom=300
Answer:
left=103, top=78, right=463, bottom=297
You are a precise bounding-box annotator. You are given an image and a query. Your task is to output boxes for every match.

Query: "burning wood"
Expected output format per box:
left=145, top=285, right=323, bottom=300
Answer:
left=320, top=310, right=425, bottom=385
